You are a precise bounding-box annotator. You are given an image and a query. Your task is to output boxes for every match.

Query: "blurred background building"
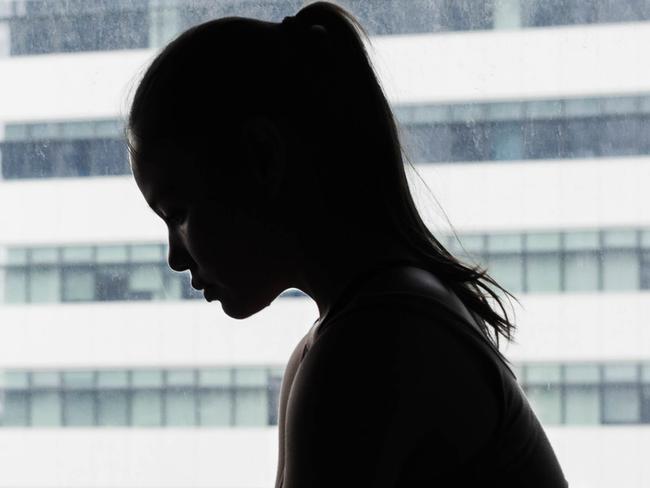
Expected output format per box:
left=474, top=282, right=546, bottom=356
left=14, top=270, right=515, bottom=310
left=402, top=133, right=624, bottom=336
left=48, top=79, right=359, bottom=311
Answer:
left=0, top=1, right=649, bottom=487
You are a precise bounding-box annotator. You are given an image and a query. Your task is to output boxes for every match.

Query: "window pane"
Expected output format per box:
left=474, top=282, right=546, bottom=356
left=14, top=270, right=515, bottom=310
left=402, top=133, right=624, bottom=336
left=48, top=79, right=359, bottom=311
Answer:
left=526, top=364, right=561, bottom=383
left=132, top=390, right=162, bottom=426
left=130, top=244, right=163, bottom=262
left=603, top=229, right=637, bottom=248
left=602, top=251, right=640, bottom=291
left=7, top=249, right=28, bottom=265
left=199, top=389, right=231, bottom=426
left=603, top=385, right=640, bottom=423
left=31, top=391, right=62, bottom=426
left=165, top=389, right=196, bottom=426
left=96, top=245, right=128, bottom=263
left=490, top=122, right=524, bottom=160
left=167, top=370, right=195, bottom=386
left=30, top=266, right=60, bottom=302
left=129, top=265, right=164, bottom=300
left=234, top=389, right=268, bottom=427
left=31, top=247, right=58, bottom=264
left=2, top=391, right=29, bottom=426
left=527, top=254, right=561, bottom=292
left=5, top=268, right=28, bottom=303
left=198, top=369, right=231, bottom=387
left=97, top=390, right=129, bottom=426
left=525, top=385, right=562, bottom=425
left=61, top=246, right=94, bottom=263
left=132, top=370, right=163, bottom=388
left=564, top=252, right=599, bottom=291
left=565, top=231, right=600, bottom=250
left=32, top=372, right=59, bottom=387
left=565, top=364, right=600, bottom=383
left=603, top=364, right=638, bottom=382
left=642, top=363, right=650, bottom=383
left=63, top=391, right=95, bottom=426
left=487, top=254, right=524, bottom=292
left=642, top=250, right=650, bottom=290
left=96, top=265, right=129, bottom=301
left=97, top=371, right=129, bottom=388
left=642, top=230, right=650, bottom=248
left=642, top=385, right=650, bottom=423
left=268, top=374, right=282, bottom=426
left=162, top=271, right=184, bottom=300
left=527, top=232, right=561, bottom=251
left=4, top=371, right=29, bottom=389
left=487, top=234, right=523, bottom=252
left=62, top=266, right=95, bottom=301
left=62, top=371, right=94, bottom=388
left=565, top=385, right=600, bottom=424
left=234, top=368, right=267, bottom=387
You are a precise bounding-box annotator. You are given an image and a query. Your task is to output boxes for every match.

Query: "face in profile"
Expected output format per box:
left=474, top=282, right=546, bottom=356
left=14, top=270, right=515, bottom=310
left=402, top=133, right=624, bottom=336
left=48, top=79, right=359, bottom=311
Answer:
left=130, top=136, right=299, bottom=319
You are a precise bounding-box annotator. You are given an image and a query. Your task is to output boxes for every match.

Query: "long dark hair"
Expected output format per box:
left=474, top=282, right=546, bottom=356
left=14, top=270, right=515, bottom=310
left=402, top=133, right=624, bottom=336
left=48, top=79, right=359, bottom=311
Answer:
left=125, top=1, right=520, bottom=365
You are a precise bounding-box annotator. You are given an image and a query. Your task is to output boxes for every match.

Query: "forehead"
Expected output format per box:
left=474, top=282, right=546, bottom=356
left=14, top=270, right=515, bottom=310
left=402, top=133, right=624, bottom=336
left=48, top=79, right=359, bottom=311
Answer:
left=132, top=155, right=193, bottom=208
left=129, top=134, right=235, bottom=206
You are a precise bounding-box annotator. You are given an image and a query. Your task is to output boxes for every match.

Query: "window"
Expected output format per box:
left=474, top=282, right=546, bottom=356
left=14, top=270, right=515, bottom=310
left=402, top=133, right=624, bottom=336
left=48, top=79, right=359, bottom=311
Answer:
left=0, top=243, right=309, bottom=304
left=396, top=95, right=650, bottom=163
left=1, top=1, right=646, bottom=487
left=0, top=120, right=128, bottom=179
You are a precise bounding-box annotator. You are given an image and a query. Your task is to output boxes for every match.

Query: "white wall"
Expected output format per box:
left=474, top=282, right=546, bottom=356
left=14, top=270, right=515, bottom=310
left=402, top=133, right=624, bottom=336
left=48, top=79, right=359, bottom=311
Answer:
left=0, top=298, right=316, bottom=369
left=372, top=21, right=650, bottom=104
left=0, top=428, right=278, bottom=488
left=0, top=291, right=648, bottom=368
left=3, top=22, right=650, bottom=123
left=0, top=156, right=648, bottom=246
left=550, top=426, right=650, bottom=488
left=0, top=426, right=646, bottom=488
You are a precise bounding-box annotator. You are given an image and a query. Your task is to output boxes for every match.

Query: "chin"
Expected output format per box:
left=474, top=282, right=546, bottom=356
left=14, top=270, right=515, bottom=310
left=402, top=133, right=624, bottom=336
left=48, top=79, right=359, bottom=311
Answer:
left=218, top=293, right=273, bottom=320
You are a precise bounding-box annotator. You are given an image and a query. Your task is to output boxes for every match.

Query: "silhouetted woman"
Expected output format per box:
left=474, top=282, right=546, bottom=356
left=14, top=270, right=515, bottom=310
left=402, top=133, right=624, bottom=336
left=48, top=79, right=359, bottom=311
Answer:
left=125, top=2, right=569, bottom=487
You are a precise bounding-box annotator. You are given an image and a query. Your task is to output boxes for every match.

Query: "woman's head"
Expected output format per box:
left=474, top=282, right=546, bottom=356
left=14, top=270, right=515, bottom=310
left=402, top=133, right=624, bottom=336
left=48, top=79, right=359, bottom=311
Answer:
left=126, top=2, right=404, bottom=317
left=126, top=1, right=519, bottom=360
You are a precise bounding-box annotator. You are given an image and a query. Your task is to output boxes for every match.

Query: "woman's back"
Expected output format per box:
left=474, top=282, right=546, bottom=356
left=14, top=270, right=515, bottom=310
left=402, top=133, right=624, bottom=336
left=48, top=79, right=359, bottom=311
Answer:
left=275, top=264, right=568, bottom=488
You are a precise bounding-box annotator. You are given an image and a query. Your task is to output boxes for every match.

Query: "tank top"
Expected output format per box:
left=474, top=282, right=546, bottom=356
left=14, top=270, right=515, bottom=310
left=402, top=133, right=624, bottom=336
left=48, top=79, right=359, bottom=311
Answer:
left=295, top=258, right=569, bottom=487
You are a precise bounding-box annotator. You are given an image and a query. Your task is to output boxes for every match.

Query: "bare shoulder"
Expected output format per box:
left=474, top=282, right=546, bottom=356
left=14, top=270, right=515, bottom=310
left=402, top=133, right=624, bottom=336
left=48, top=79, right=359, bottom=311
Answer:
left=297, top=295, right=500, bottom=442
left=283, top=296, right=502, bottom=487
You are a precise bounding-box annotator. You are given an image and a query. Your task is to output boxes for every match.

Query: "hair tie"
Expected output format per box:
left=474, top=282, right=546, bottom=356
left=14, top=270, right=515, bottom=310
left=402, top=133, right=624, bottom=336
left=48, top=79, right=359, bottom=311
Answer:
left=282, top=14, right=328, bottom=38
left=281, top=15, right=302, bottom=34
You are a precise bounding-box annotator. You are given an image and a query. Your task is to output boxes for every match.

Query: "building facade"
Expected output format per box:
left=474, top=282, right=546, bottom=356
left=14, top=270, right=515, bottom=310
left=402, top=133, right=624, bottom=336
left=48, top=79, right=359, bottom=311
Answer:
left=0, top=1, right=649, bottom=486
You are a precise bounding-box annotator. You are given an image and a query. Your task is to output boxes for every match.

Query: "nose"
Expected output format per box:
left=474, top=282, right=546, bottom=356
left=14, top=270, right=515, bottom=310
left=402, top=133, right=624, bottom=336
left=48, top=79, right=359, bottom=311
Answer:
left=167, top=229, right=193, bottom=273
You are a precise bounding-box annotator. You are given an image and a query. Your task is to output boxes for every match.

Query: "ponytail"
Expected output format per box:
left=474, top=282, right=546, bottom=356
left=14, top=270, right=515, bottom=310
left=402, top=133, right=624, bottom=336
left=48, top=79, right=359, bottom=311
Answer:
left=279, top=2, right=520, bottom=366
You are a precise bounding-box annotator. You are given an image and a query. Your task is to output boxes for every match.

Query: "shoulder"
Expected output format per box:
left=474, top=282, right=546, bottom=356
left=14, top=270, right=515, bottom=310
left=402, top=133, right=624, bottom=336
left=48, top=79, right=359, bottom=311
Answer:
left=312, top=291, right=496, bottom=378
left=291, top=295, right=502, bottom=462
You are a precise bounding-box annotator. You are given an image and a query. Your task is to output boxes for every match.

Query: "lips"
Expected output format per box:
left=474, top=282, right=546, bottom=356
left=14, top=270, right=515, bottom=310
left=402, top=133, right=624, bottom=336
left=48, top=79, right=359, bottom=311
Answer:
left=203, top=286, right=218, bottom=302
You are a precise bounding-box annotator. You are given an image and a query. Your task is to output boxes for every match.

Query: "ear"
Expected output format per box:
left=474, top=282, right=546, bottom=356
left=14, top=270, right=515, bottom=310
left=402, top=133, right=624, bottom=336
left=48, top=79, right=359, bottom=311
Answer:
left=238, top=115, right=287, bottom=201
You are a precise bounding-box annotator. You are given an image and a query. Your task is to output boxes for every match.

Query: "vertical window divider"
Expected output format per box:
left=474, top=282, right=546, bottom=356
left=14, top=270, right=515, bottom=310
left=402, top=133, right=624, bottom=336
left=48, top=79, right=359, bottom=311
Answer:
left=559, top=363, right=567, bottom=425
left=558, top=231, right=566, bottom=293
left=161, top=369, right=167, bottom=427
left=127, top=370, right=133, bottom=428
left=92, top=370, right=99, bottom=427
left=522, top=232, right=529, bottom=293
left=193, top=369, right=199, bottom=427
left=230, top=368, right=236, bottom=427
left=597, top=229, right=604, bottom=291
left=58, top=370, right=65, bottom=427
left=27, top=371, right=33, bottom=427
left=597, top=364, right=604, bottom=425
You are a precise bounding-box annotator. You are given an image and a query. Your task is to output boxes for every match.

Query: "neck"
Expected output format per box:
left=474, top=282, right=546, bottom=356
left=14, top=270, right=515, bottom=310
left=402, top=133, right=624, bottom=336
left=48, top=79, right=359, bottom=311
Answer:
left=294, top=233, right=421, bottom=323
